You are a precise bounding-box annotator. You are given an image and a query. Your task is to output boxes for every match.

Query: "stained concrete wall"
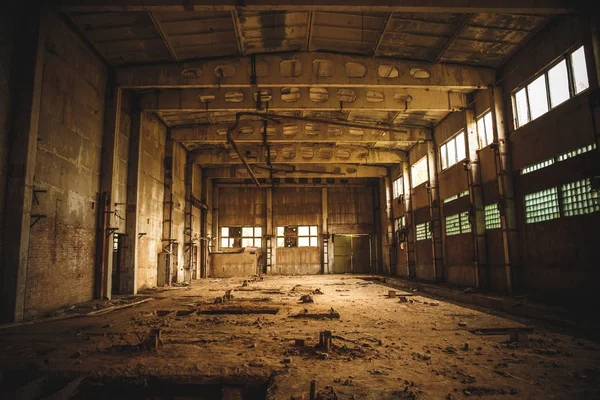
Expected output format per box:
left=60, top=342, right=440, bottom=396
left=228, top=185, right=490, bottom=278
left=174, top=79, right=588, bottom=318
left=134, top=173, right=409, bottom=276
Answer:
left=25, top=13, right=108, bottom=316
left=210, top=250, right=258, bottom=277
left=171, top=142, right=186, bottom=283
left=0, top=12, right=16, bottom=279
left=219, top=187, right=266, bottom=227
left=499, top=14, right=600, bottom=304
left=328, top=186, right=375, bottom=234
left=137, top=112, right=167, bottom=289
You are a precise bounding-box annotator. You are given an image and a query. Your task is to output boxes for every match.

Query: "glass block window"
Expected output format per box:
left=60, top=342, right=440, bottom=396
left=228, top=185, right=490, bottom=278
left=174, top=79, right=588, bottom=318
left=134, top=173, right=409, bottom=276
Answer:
left=277, top=225, right=317, bottom=247
left=557, top=143, right=597, bottom=162
left=241, top=226, right=263, bottom=247
left=561, top=178, right=600, bottom=217
left=444, top=194, right=458, bottom=204
left=411, top=156, right=428, bottom=188
left=524, top=188, right=560, bottom=224
left=446, top=212, right=470, bottom=236
left=484, top=204, right=501, bottom=230
left=393, top=175, right=404, bottom=198
left=521, top=158, right=555, bottom=175
left=445, top=214, right=461, bottom=236
left=460, top=211, right=471, bottom=233
left=459, top=190, right=469, bottom=198
left=514, top=45, right=589, bottom=129
left=416, top=222, right=431, bottom=241
left=476, top=111, right=494, bottom=148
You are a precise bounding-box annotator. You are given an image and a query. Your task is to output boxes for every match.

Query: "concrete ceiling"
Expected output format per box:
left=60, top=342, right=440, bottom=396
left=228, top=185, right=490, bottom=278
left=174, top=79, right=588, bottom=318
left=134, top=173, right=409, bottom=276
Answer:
left=60, top=6, right=554, bottom=171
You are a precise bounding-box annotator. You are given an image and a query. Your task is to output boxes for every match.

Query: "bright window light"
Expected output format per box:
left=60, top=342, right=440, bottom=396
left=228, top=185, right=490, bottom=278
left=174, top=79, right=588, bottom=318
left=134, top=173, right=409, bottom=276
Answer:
left=571, top=46, right=589, bottom=94
left=548, top=59, right=570, bottom=107
left=527, top=75, right=549, bottom=120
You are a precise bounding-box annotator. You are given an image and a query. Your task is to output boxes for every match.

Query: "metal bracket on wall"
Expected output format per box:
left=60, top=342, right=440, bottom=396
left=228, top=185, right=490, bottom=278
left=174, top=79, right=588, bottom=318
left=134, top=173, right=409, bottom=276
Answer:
left=138, top=232, right=147, bottom=239
left=30, top=214, right=47, bottom=228
left=106, top=227, right=119, bottom=237
left=33, top=189, right=47, bottom=206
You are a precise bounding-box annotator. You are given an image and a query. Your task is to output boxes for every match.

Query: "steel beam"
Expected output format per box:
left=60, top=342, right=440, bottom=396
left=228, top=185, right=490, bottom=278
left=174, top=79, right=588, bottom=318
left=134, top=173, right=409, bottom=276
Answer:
left=54, top=1, right=576, bottom=14
left=190, top=144, right=404, bottom=165
left=116, top=52, right=494, bottom=89
left=141, top=87, right=467, bottom=112
left=171, top=120, right=428, bottom=144
left=202, top=164, right=388, bottom=178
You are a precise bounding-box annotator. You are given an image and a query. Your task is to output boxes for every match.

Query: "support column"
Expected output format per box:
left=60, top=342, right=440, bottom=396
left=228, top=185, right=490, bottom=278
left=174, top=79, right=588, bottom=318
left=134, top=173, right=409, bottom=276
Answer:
left=321, top=187, right=330, bottom=274
left=584, top=16, right=600, bottom=152
left=266, top=187, right=274, bottom=274
left=402, top=161, right=416, bottom=278
left=159, top=141, right=174, bottom=286
left=124, top=109, right=142, bottom=295
left=379, top=175, right=393, bottom=275
left=98, top=85, right=122, bottom=300
left=490, top=86, right=517, bottom=294
left=212, top=184, right=219, bottom=253
left=184, top=161, right=193, bottom=282
left=200, top=175, right=210, bottom=278
left=1, top=10, right=47, bottom=322
left=465, top=108, right=488, bottom=289
left=427, top=140, right=444, bottom=282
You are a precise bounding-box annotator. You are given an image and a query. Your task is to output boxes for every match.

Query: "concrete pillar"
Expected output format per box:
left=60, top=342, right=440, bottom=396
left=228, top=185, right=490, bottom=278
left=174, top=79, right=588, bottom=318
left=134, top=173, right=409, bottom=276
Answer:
left=426, top=140, right=444, bottom=282
left=1, top=10, right=47, bottom=322
left=212, top=183, right=219, bottom=253
left=200, top=174, right=210, bottom=278
left=124, top=109, right=143, bottom=295
left=98, top=83, right=122, bottom=300
left=321, top=187, right=332, bottom=274
left=380, top=175, right=393, bottom=275
left=266, top=187, right=274, bottom=274
left=402, top=161, right=416, bottom=278
left=465, top=108, right=488, bottom=288
left=159, top=140, right=174, bottom=286
left=490, top=86, right=517, bottom=294
left=184, top=161, right=193, bottom=282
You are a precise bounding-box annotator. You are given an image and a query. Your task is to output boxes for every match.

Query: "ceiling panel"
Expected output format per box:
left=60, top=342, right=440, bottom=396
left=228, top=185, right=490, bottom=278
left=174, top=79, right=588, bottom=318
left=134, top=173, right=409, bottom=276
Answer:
left=237, top=11, right=309, bottom=55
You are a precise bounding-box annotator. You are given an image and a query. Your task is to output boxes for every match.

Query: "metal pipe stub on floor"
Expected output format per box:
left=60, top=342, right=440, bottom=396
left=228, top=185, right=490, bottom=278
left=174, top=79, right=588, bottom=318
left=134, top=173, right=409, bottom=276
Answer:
left=319, top=330, right=332, bottom=353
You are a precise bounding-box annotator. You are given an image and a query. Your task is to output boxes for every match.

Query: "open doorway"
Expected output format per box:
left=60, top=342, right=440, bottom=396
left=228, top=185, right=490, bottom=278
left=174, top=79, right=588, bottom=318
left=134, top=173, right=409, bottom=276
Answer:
left=332, top=234, right=371, bottom=273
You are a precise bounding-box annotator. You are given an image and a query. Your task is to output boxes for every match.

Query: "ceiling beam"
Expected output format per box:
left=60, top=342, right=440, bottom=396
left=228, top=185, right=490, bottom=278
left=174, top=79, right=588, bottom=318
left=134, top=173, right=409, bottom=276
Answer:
left=148, top=11, right=179, bottom=62
left=171, top=119, right=428, bottom=143
left=203, top=164, right=389, bottom=178
left=140, top=87, right=467, bottom=112
left=231, top=10, right=245, bottom=56
left=53, top=1, right=576, bottom=14
left=115, top=51, right=494, bottom=89
left=190, top=143, right=405, bottom=165
left=373, top=12, right=392, bottom=56
left=305, top=11, right=314, bottom=51
left=434, top=14, right=472, bottom=64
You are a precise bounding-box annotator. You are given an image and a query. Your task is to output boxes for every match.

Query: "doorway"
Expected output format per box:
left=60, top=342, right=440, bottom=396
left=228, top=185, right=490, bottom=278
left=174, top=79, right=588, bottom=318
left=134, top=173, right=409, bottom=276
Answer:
left=333, top=234, right=371, bottom=273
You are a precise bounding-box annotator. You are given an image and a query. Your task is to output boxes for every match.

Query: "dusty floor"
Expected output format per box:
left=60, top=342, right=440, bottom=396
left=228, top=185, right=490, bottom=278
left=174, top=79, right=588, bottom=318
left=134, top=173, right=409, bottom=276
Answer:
left=1, top=275, right=599, bottom=399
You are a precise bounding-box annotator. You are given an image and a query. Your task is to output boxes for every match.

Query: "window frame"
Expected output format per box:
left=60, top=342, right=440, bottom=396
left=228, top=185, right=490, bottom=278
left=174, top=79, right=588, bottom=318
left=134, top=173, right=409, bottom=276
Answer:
left=392, top=175, right=404, bottom=198
left=476, top=111, right=494, bottom=149
left=439, top=130, right=467, bottom=171
left=512, top=44, right=589, bottom=129
left=411, top=156, right=429, bottom=188
left=276, top=225, right=318, bottom=248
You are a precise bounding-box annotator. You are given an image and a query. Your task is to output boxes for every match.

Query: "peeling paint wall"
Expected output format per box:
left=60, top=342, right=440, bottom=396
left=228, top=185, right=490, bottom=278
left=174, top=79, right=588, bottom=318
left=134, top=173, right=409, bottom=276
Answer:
left=137, top=113, right=166, bottom=290
left=25, top=13, right=108, bottom=316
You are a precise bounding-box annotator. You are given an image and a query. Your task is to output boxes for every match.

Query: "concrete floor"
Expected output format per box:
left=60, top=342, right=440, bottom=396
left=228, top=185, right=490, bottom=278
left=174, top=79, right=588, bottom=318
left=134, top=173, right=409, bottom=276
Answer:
left=0, top=275, right=599, bottom=399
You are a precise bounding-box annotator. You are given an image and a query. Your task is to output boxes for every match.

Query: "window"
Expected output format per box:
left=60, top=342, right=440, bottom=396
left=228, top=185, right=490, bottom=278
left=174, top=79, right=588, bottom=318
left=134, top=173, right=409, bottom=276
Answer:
left=393, top=176, right=404, bottom=198
left=520, top=143, right=597, bottom=175
left=411, top=157, right=428, bottom=188
left=277, top=225, right=317, bottom=247
left=221, top=226, right=240, bottom=248
left=445, top=212, right=470, bottom=236
left=476, top=111, right=494, bottom=148
left=524, top=188, right=560, bottom=224
left=484, top=204, right=501, bottom=230
left=440, top=131, right=466, bottom=170
left=571, top=46, right=589, bottom=95
left=415, top=222, right=431, bottom=241
left=513, top=45, right=589, bottom=128
left=394, top=216, right=406, bottom=242
left=443, top=190, right=469, bottom=204
left=241, top=226, right=262, bottom=247
left=561, top=178, right=599, bottom=217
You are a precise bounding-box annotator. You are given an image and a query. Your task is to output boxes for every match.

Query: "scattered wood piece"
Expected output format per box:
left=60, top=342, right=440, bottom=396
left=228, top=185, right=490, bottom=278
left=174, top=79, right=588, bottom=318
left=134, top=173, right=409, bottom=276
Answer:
left=470, top=327, right=534, bottom=335
left=388, top=290, right=396, bottom=298
left=85, top=298, right=153, bottom=316
left=294, top=338, right=306, bottom=347
left=290, top=311, right=340, bottom=319
left=480, top=365, right=533, bottom=384
left=198, top=305, right=280, bottom=315
left=300, top=294, right=314, bottom=303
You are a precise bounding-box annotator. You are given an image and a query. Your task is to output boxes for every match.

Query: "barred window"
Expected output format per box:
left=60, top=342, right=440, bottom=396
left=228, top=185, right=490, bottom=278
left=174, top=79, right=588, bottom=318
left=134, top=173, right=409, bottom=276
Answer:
left=241, top=226, right=262, bottom=247
left=484, top=204, right=501, bottom=230
left=561, top=178, right=600, bottom=217
left=221, top=226, right=241, bottom=248
left=524, top=188, right=560, bottom=224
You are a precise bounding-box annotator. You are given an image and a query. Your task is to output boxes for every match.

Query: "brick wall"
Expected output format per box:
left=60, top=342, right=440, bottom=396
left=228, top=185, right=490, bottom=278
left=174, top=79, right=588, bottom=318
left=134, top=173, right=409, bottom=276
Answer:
left=25, top=13, right=108, bottom=316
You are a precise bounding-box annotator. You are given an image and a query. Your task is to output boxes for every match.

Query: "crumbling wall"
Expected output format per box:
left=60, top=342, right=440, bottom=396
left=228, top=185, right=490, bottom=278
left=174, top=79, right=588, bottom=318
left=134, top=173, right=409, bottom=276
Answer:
left=137, top=112, right=166, bottom=289
left=25, top=13, right=108, bottom=315
left=210, top=250, right=258, bottom=277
